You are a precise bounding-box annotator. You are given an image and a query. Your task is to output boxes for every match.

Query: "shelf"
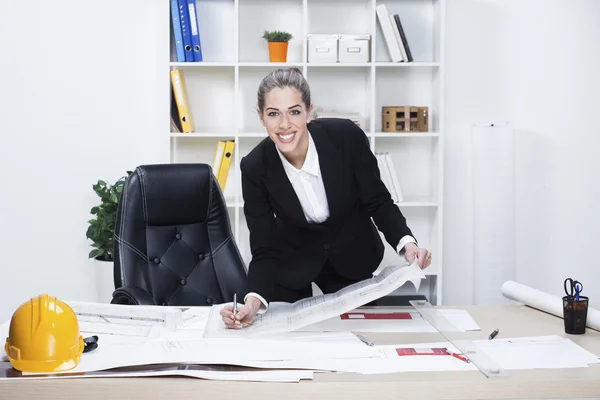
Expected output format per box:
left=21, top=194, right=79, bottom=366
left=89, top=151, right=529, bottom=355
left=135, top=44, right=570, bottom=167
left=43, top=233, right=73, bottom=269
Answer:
left=375, top=62, right=440, bottom=68
left=168, top=0, right=446, bottom=305
left=169, top=62, right=441, bottom=68
left=238, top=62, right=303, bottom=68
left=225, top=197, right=241, bottom=208
left=396, top=198, right=438, bottom=208
left=371, top=131, right=439, bottom=138
left=170, top=62, right=235, bottom=68
left=307, top=62, right=371, bottom=68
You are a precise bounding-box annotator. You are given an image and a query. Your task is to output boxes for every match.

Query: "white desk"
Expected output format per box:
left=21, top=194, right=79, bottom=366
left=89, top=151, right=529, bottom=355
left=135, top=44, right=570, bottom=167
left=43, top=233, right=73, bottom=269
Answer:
left=1, top=305, right=599, bottom=400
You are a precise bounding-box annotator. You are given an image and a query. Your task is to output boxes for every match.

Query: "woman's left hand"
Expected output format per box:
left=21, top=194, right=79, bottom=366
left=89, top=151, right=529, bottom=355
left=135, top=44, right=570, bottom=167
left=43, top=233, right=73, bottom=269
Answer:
left=403, top=243, right=431, bottom=270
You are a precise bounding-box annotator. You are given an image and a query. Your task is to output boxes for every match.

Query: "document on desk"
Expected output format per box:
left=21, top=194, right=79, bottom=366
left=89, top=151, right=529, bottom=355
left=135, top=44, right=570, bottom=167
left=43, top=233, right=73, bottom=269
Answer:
left=20, top=331, right=378, bottom=375
left=298, top=308, right=480, bottom=333
left=203, top=262, right=426, bottom=338
left=66, top=301, right=183, bottom=338
left=218, top=341, right=479, bottom=374
left=0, top=361, right=314, bottom=383
left=208, top=335, right=600, bottom=374
left=473, top=335, right=600, bottom=369
left=179, top=307, right=211, bottom=331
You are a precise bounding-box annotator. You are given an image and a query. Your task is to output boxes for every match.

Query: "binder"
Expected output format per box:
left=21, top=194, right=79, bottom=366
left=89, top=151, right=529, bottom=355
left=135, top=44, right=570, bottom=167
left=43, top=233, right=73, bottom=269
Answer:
left=376, top=5, right=403, bottom=62
left=393, top=14, right=413, bottom=62
left=170, top=0, right=185, bottom=62
left=384, top=153, right=404, bottom=203
left=216, top=141, right=234, bottom=191
left=186, top=0, right=203, bottom=62
left=213, top=141, right=226, bottom=179
left=389, top=15, right=408, bottom=63
left=177, top=0, right=194, bottom=62
left=170, top=69, right=195, bottom=133
left=377, top=153, right=397, bottom=203
left=170, top=84, right=182, bottom=133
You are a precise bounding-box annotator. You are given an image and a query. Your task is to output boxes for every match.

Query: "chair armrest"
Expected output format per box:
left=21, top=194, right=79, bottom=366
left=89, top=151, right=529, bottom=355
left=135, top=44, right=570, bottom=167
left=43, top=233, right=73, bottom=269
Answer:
left=111, top=287, right=156, bottom=306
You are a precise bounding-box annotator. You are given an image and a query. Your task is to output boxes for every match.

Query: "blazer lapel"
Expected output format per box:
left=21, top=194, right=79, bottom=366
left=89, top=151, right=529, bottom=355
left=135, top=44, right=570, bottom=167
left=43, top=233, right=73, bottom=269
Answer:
left=263, top=124, right=345, bottom=227
left=263, top=139, right=308, bottom=226
left=309, top=121, right=344, bottom=220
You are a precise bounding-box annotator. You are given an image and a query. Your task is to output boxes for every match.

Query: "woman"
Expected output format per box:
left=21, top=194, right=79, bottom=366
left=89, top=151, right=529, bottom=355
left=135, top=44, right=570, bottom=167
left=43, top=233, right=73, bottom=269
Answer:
left=221, top=67, right=431, bottom=329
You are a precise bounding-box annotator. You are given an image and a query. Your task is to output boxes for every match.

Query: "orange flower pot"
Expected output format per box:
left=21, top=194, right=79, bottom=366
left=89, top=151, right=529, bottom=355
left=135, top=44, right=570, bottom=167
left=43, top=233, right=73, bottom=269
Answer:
left=268, top=42, right=289, bottom=62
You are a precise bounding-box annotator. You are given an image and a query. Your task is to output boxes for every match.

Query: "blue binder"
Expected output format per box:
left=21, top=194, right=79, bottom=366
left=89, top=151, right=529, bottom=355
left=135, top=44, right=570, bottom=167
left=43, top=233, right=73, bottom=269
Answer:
left=177, top=0, right=193, bottom=62
left=170, top=0, right=185, bottom=62
left=186, top=0, right=203, bottom=62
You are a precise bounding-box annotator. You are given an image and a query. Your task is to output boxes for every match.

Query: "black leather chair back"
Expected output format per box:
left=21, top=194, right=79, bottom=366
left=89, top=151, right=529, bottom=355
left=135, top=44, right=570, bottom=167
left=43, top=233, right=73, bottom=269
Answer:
left=111, top=163, right=247, bottom=306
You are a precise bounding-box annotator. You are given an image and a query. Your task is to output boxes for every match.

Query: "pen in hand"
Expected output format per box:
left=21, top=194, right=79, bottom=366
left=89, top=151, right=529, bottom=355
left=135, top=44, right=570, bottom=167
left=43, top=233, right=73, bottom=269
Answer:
left=232, top=293, right=237, bottom=321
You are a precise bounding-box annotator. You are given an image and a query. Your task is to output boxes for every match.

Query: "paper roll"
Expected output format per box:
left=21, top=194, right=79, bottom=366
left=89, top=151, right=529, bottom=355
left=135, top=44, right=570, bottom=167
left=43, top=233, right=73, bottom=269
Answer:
left=472, top=122, right=515, bottom=304
left=501, top=280, right=600, bottom=331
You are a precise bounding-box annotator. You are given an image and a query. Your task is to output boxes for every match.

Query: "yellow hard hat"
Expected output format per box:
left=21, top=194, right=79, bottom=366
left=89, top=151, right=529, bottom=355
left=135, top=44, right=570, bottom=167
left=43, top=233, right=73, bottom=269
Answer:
left=4, top=294, right=84, bottom=373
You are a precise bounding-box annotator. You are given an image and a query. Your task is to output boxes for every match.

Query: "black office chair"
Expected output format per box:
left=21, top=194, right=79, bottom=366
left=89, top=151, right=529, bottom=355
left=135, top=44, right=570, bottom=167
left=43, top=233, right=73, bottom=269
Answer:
left=110, top=163, right=247, bottom=306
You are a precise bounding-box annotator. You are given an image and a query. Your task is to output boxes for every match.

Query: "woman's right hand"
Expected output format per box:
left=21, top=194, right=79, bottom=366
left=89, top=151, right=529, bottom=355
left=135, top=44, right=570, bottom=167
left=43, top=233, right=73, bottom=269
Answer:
left=219, top=297, right=262, bottom=329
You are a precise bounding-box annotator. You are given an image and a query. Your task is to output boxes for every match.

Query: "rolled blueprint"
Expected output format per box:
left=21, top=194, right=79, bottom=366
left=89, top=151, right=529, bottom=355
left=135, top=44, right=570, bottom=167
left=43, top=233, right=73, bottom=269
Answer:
left=501, top=281, right=600, bottom=331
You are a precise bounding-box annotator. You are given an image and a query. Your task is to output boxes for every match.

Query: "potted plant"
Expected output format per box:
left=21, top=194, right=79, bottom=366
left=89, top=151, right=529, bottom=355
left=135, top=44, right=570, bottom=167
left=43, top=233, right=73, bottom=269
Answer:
left=86, top=172, right=131, bottom=302
left=262, top=30, right=293, bottom=62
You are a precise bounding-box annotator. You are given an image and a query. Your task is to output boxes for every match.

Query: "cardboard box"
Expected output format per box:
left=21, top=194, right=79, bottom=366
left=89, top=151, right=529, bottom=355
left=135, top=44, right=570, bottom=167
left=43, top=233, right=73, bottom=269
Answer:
left=382, top=106, right=429, bottom=132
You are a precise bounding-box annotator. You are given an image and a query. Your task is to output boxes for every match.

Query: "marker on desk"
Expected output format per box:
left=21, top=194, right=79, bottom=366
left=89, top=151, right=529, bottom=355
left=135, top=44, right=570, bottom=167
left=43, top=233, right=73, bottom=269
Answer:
left=445, top=349, right=470, bottom=363
left=355, top=334, right=374, bottom=347
left=488, top=328, right=499, bottom=340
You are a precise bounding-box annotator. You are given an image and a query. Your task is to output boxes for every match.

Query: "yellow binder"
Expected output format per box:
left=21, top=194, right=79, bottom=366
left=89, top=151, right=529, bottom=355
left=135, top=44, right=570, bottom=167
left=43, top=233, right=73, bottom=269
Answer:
left=212, top=140, right=226, bottom=179
left=217, top=141, right=234, bottom=191
left=170, top=69, right=195, bottom=133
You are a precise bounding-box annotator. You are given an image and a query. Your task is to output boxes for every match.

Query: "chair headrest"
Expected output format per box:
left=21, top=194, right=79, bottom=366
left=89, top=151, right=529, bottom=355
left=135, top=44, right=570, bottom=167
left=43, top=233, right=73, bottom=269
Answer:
left=129, top=163, right=217, bottom=226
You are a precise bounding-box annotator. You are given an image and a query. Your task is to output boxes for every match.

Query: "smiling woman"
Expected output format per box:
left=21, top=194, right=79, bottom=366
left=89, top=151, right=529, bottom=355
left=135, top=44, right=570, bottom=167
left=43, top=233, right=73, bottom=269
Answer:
left=219, top=67, right=432, bottom=330
left=256, top=67, right=313, bottom=169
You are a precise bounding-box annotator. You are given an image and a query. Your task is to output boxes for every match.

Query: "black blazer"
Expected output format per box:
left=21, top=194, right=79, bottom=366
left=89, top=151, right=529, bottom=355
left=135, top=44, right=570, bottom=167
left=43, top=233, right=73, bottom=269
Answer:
left=240, top=118, right=415, bottom=303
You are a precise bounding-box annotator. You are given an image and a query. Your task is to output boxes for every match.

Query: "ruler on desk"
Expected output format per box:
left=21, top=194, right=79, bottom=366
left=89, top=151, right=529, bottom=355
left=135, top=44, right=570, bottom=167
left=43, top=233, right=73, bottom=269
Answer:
left=409, top=300, right=506, bottom=378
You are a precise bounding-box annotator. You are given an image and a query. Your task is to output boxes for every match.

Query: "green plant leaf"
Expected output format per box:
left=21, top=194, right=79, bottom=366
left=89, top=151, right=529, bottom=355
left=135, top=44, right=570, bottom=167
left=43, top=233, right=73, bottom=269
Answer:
left=262, top=30, right=293, bottom=42
left=86, top=173, right=127, bottom=263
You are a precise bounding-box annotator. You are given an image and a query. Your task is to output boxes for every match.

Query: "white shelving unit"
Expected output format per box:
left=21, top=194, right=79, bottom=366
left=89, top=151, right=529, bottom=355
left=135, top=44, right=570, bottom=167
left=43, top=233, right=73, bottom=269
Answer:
left=169, top=0, right=446, bottom=304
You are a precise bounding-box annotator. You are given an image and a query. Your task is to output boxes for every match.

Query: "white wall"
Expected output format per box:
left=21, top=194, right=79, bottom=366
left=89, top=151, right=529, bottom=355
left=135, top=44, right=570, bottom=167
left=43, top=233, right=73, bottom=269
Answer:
left=0, top=1, right=169, bottom=321
left=443, top=0, right=600, bottom=304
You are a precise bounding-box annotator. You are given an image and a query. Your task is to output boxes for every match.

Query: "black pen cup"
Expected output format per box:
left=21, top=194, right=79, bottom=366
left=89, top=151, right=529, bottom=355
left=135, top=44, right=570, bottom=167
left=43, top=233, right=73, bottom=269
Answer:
left=562, top=295, right=588, bottom=334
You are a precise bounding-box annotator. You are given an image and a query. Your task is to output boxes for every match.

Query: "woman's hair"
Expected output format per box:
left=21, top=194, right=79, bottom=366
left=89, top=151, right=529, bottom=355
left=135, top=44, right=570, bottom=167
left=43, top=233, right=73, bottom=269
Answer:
left=257, top=67, right=311, bottom=113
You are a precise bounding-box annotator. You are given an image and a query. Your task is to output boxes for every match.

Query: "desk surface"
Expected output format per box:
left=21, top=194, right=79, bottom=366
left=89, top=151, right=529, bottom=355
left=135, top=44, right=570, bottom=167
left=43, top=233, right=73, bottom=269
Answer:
left=1, top=305, right=600, bottom=400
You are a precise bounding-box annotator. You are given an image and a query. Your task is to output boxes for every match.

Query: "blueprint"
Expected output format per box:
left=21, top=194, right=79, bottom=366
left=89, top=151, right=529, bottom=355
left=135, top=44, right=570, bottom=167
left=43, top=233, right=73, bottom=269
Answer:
left=203, top=262, right=426, bottom=338
left=67, top=301, right=183, bottom=338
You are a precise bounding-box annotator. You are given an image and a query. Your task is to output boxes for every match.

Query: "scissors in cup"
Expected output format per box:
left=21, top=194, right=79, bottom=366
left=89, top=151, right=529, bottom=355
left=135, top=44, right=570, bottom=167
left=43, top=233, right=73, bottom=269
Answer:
left=564, top=278, right=583, bottom=301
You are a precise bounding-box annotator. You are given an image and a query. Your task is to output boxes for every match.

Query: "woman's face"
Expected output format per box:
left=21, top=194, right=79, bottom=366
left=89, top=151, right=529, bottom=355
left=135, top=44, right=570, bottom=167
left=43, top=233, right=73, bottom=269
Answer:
left=258, top=86, right=312, bottom=155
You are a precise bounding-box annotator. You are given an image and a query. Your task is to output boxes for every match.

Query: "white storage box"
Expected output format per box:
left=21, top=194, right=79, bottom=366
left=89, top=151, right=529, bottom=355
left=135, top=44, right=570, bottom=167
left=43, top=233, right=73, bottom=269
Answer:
left=307, top=34, right=339, bottom=63
left=338, top=34, right=370, bottom=63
